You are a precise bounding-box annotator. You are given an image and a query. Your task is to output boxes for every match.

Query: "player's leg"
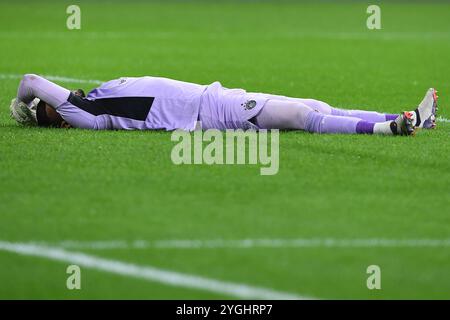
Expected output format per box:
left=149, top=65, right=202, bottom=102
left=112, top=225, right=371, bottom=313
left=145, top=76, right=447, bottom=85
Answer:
left=336, top=88, right=436, bottom=129
left=304, top=99, right=398, bottom=122
left=251, top=100, right=313, bottom=130
left=303, top=90, right=438, bottom=129
left=253, top=99, right=415, bottom=135
left=259, top=93, right=398, bottom=122
left=336, top=88, right=437, bottom=131
left=258, top=91, right=437, bottom=128
left=253, top=99, right=369, bottom=134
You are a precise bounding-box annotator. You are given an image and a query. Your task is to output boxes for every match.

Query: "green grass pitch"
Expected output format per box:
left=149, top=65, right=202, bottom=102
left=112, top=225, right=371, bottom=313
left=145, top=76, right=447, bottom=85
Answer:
left=0, top=0, right=449, bottom=299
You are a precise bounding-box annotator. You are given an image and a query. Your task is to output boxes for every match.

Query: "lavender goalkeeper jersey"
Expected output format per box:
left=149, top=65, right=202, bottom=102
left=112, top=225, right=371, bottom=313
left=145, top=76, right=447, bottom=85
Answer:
left=57, top=76, right=208, bottom=131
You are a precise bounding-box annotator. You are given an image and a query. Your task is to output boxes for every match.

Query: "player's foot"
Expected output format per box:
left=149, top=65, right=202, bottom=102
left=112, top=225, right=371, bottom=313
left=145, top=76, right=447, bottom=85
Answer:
left=422, top=89, right=438, bottom=129
left=389, top=112, right=416, bottom=136
left=410, top=88, right=437, bottom=129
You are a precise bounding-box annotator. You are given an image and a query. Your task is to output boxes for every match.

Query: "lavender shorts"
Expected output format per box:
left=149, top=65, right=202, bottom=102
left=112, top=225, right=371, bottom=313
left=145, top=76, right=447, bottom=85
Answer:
left=198, top=82, right=268, bottom=130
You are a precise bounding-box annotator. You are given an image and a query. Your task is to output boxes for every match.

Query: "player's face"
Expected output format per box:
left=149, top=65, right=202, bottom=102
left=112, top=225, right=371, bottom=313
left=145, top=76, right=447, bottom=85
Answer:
left=44, top=104, right=71, bottom=128
left=38, top=87, right=85, bottom=128
left=73, top=88, right=86, bottom=98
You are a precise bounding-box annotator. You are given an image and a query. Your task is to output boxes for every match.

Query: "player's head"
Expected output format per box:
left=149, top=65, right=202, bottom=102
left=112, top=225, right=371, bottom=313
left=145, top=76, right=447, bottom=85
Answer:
left=36, top=89, right=85, bottom=128
left=36, top=100, right=66, bottom=127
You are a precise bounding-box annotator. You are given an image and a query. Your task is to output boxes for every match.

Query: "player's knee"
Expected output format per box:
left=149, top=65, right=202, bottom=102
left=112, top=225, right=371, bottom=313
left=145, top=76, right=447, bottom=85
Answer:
left=305, top=99, right=332, bottom=114
left=303, top=111, right=325, bottom=133
left=293, top=103, right=314, bottom=128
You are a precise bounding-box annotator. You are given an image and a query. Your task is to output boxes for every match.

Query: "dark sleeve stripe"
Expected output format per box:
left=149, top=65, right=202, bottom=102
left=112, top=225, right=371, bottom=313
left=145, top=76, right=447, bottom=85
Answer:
left=68, top=92, right=154, bottom=121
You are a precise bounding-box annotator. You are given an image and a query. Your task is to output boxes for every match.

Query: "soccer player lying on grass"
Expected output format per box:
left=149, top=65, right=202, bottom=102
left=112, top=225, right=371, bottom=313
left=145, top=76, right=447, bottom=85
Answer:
left=10, top=74, right=438, bottom=135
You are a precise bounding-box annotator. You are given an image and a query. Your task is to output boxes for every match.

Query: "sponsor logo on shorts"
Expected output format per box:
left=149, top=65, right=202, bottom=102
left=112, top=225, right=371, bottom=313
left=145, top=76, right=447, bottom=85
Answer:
left=241, top=100, right=257, bottom=110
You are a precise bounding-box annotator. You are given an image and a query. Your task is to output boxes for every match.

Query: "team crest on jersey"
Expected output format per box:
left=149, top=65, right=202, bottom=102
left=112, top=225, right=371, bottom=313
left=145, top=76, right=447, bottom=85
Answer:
left=242, top=100, right=257, bottom=110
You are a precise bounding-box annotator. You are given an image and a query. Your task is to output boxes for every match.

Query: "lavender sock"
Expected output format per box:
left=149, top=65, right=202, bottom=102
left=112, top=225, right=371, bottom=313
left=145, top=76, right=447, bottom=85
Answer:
left=385, top=114, right=398, bottom=121
left=356, top=120, right=375, bottom=134
left=331, top=108, right=388, bottom=123
left=305, top=112, right=365, bottom=134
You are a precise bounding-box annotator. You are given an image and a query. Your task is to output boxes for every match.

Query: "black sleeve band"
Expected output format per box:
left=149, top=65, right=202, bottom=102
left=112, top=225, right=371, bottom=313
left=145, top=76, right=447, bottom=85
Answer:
left=68, top=93, right=154, bottom=121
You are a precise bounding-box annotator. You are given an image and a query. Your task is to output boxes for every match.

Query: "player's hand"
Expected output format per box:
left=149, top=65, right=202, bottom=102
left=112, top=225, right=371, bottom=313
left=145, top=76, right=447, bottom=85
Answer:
left=9, top=98, right=37, bottom=126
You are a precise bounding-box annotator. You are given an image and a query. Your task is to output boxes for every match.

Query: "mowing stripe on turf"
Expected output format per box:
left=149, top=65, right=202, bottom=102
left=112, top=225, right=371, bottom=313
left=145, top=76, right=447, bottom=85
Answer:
left=0, top=241, right=309, bottom=300
left=1, top=73, right=449, bottom=124
left=27, top=238, right=450, bottom=250
left=1, top=31, right=450, bottom=41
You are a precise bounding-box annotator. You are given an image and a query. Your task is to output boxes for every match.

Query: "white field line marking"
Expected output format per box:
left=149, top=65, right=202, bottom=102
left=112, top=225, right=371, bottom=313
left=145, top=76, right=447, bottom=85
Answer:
left=1, top=73, right=449, bottom=124
left=436, top=116, right=450, bottom=123
left=0, top=241, right=308, bottom=300
left=0, top=73, right=103, bottom=85
left=32, top=238, right=450, bottom=250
